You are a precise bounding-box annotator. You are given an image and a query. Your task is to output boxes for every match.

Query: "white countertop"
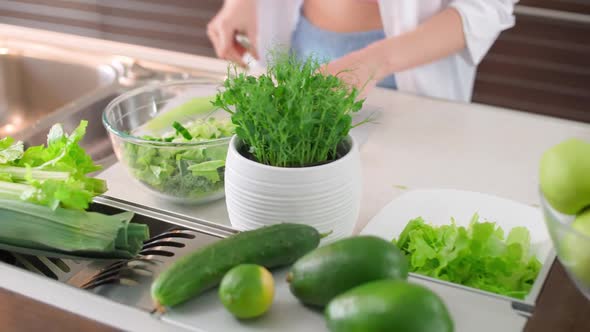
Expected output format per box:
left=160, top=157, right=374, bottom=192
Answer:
left=355, top=90, right=590, bottom=230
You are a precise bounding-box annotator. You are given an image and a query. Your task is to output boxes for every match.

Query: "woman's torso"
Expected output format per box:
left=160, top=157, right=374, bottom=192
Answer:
left=257, top=0, right=480, bottom=101
left=303, top=0, right=383, bottom=32
left=293, top=0, right=397, bottom=89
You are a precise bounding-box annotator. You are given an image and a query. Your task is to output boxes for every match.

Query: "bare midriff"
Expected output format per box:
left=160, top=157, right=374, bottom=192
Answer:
left=303, top=0, right=383, bottom=33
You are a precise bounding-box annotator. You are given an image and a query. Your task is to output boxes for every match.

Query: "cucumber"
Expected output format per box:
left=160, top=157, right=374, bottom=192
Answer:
left=151, top=223, right=321, bottom=308
left=325, top=280, right=454, bottom=332
left=287, top=235, right=408, bottom=307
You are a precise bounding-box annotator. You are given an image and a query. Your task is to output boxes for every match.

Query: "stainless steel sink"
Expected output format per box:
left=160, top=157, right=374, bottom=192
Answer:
left=0, top=40, right=223, bottom=168
left=0, top=38, right=228, bottom=331
left=0, top=196, right=237, bottom=312
left=0, top=41, right=117, bottom=138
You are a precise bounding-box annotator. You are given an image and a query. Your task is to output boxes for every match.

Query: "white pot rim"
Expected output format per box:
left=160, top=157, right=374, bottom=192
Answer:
left=228, top=134, right=358, bottom=172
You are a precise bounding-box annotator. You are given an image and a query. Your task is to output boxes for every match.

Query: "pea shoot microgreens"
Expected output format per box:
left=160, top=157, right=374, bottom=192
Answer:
left=213, top=53, right=366, bottom=167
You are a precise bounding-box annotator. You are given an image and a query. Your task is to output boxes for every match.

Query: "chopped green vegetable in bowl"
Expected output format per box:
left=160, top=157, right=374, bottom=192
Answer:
left=103, top=81, right=235, bottom=204
left=393, top=214, right=542, bottom=299
left=123, top=118, right=234, bottom=201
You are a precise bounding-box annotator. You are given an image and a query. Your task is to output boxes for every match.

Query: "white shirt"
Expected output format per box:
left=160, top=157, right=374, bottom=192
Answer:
left=256, top=0, right=518, bottom=102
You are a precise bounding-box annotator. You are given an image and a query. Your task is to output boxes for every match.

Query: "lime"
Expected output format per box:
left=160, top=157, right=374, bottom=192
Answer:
left=326, top=280, right=453, bottom=332
left=219, top=264, right=275, bottom=319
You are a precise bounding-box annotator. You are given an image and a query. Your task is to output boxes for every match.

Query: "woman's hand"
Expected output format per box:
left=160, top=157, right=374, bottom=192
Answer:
left=323, top=7, right=466, bottom=95
left=207, top=0, right=258, bottom=66
left=321, top=46, right=386, bottom=95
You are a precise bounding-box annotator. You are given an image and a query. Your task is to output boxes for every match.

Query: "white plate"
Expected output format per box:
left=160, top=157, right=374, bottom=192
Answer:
left=361, top=189, right=554, bottom=303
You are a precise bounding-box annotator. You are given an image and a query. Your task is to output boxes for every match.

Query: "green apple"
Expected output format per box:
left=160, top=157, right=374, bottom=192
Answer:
left=561, top=210, right=590, bottom=288
left=540, top=138, right=590, bottom=215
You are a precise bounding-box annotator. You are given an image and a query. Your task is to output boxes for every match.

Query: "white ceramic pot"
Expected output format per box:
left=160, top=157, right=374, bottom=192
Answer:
left=224, top=135, right=362, bottom=243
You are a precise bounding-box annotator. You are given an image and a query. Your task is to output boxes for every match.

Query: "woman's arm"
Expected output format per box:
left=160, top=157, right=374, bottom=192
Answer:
left=374, top=7, right=466, bottom=78
left=207, top=0, right=258, bottom=66
left=323, top=7, right=466, bottom=90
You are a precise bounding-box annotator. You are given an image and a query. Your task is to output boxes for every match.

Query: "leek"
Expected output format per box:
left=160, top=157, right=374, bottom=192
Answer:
left=0, top=199, right=149, bottom=258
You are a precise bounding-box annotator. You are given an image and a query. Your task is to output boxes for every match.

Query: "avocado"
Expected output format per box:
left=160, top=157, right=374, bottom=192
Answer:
left=287, top=235, right=408, bottom=307
left=325, top=280, right=454, bottom=332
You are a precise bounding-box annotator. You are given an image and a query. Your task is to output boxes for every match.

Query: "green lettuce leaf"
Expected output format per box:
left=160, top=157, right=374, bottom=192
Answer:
left=393, top=214, right=542, bottom=299
left=20, top=121, right=102, bottom=176
left=0, top=137, right=24, bottom=164
left=0, top=121, right=106, bottom=210
left=188, top=160, right=225, bottom=183
left=123, top=117, right=233, bottom=199
left=20, top=178, right=96, bottom=211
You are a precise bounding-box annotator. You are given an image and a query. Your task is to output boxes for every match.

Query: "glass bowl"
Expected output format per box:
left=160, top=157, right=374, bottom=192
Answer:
left=540, top=191, right=590, bottom=300
left=103, top=80, right=233, bottom=204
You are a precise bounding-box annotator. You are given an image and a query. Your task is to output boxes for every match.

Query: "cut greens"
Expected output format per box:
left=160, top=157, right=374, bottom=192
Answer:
left=123, top=117, right=234, bottom=200
left=0, top=121, right=106, bottom=210
left=0, top=199, right=149, bottom=259
left=393, top=214, right=542, bottom=299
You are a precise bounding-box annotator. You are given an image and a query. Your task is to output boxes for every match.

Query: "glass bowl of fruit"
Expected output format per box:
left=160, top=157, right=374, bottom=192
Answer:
left=103, top=80, right=234, bottom=204
left=539, top=138, right=590, bottom=300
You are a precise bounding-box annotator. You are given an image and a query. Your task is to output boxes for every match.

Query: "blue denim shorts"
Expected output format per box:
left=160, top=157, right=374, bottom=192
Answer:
left=291, top=15, right=397, bottom=90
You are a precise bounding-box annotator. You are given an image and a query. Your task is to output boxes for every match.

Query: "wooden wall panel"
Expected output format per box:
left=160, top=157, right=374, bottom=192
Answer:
left=520, top=0, right=590, bottom=14
left=0, top=0, right=222, bottom=56
left=474, top=13, right=590, bottom=122
left=0, top=0, right=588, bottom=122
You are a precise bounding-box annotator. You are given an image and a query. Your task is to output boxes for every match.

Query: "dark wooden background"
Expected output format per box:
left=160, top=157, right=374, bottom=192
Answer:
left=0, top=0, right=588, bottom=122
